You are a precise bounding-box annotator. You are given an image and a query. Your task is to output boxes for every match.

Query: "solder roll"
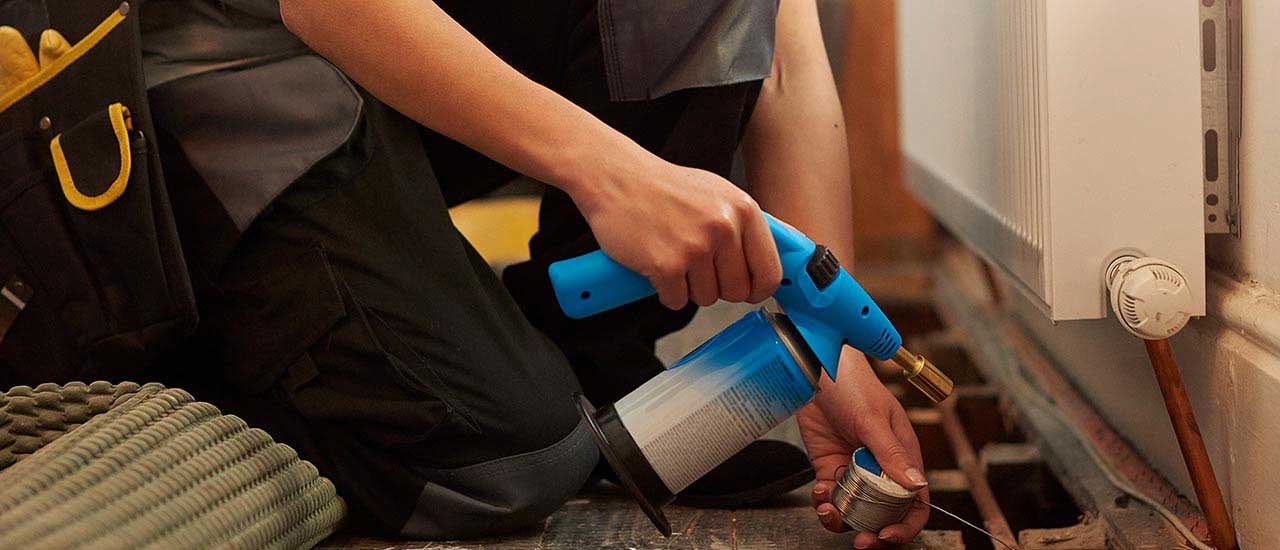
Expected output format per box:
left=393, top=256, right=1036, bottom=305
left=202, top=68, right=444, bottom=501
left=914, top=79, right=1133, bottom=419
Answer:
left=830, top=449, right=917, bottom=533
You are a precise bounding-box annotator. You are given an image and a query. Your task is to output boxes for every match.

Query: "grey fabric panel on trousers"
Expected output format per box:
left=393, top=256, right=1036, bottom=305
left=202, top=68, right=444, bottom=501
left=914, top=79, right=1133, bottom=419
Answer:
left=0, top=381, right=346, bottom=550
left=399, top=418, right=598, bottom=538
left=148, top=55, right=363, bottom=231
left=598, top=0, right=779, bottom=101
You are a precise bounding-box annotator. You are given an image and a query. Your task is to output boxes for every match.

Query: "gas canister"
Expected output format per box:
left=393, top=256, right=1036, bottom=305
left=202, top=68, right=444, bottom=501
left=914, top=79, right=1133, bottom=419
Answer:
left=577, top=308, right=821, bottom=535
left=556, top=213, right=953, bottom=536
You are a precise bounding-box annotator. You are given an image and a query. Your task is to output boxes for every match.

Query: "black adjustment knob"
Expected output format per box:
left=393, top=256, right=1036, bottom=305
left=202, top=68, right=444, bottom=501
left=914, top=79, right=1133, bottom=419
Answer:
left=806, top=245, right=841, bottom=290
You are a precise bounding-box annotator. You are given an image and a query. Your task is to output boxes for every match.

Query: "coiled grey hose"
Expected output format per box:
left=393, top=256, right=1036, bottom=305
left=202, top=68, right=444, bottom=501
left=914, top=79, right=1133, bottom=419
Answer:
left=0, top=381, right=346, bottom=549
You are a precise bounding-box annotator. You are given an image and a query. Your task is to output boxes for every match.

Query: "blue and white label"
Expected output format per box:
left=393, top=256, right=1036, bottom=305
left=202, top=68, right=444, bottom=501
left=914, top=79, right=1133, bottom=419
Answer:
left=615, top=310, right=818, bottom=493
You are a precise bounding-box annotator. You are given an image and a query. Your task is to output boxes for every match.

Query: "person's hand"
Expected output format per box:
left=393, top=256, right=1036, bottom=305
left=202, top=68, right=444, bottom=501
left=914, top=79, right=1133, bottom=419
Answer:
left=798, top=347, right=930, bottom=548
left=570, top=157, right=783, bottom=310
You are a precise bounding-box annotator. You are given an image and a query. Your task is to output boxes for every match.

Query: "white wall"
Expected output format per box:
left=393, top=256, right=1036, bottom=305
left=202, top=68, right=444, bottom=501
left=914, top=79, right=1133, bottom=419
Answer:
left=1011, top=3, right=1280, bottom=547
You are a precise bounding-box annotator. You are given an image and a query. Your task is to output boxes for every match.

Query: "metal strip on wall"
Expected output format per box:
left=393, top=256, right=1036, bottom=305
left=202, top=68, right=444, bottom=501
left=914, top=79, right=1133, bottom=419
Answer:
left=1200, top=0, right=1242, bottom=235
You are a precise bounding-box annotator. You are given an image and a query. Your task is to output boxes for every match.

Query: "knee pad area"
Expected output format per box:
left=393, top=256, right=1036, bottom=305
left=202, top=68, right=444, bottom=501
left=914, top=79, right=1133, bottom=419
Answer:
left=398, top=418, right=599, bottom=539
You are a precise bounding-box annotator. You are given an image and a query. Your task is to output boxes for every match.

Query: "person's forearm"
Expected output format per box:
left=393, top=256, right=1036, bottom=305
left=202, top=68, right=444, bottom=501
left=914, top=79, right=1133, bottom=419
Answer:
left=744, top=0, right=855, bottom=265
left=281, top=0, right=786, bottom=308
left=279, top=0, right=654, bottom=204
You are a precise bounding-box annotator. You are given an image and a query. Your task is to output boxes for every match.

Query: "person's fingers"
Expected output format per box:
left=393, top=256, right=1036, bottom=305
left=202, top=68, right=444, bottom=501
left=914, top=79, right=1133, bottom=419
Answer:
left=815, top=502, right=849, bottom=533
left=859, top=409, right=928, bottom=491
left=686, top=257, right=719, bottom=307
left=742, top=209, right=782, bottom=303
left=714, top=236, right=751, bottom=302
left=852, top=531, right=881, bottom=549
left=651, top=269, right=689, bottom=311
left=876, top=492, right=930, bottom=544
left=891, top=405, right=925, bottom=465
left=811, top=480, right=835, bottom=508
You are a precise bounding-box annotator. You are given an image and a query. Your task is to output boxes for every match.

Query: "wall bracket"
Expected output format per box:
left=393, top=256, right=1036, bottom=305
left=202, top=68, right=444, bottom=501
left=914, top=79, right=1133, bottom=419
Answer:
left=1200, top=0, right=1242, bottom=235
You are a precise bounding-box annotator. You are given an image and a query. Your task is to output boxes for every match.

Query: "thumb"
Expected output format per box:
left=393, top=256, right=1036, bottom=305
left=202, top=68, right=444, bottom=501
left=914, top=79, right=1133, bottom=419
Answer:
left=859, top=416, right=928, bottom=491
left=38, top=29, right=70, bottom=67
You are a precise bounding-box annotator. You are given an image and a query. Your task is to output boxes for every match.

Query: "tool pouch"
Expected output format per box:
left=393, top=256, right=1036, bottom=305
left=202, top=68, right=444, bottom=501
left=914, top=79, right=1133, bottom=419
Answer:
left=0, top=0, right=197, bottom=386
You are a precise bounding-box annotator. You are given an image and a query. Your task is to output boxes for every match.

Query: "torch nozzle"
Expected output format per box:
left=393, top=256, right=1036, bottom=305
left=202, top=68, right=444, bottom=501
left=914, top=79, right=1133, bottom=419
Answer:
left=890, top=347, right=953, bottom=403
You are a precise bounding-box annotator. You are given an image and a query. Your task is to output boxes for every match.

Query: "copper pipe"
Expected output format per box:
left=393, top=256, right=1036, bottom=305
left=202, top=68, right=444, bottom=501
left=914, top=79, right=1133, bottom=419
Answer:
left=1143, top=338, right=1238, bottom=550
left=996, top=316, right=1208, bottom=535
left=937, top=399, right=1019, bottom=548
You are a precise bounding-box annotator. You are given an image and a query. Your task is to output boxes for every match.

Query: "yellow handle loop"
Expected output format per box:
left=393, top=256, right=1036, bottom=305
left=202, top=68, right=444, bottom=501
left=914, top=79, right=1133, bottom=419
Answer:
left=51, top=103, right=132, bottom=211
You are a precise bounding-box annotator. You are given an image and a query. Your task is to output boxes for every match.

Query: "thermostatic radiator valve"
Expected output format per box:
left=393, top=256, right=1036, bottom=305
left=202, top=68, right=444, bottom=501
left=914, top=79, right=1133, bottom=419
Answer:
left=1104, top=255, right=1194, bottom=339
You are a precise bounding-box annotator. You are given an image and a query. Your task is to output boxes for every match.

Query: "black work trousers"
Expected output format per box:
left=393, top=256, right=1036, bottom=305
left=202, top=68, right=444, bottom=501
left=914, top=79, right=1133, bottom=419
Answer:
left=164, top=0, right=761, bottom=538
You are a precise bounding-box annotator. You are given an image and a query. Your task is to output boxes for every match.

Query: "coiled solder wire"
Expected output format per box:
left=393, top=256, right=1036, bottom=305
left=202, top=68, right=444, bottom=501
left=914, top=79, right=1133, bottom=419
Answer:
left=830, top=459, right=1019, bottom=550
left=829, top=462, right=915, bottom=533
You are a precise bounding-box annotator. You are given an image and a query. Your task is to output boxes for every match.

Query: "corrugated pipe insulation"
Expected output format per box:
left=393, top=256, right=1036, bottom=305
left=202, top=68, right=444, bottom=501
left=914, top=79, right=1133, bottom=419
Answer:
left=0, top=381, right=346, bottom=549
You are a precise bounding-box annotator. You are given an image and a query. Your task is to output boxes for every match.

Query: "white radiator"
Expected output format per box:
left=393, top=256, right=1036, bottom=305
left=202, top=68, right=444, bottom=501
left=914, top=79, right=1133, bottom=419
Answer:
left=898, top=1, right=1207, bottom=321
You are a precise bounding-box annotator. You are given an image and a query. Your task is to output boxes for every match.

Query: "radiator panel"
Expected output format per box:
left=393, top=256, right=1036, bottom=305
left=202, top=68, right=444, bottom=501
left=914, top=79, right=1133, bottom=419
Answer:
left=899, top=0, right=1206, bottom=320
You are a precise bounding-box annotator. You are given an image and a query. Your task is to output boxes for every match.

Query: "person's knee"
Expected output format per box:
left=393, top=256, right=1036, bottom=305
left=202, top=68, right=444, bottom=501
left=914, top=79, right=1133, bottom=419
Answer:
left=398, top=417, right=599, bottom=539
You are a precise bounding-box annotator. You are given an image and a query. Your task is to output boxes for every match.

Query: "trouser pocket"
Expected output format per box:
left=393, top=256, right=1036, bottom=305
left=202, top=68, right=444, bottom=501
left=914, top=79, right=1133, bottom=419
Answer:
left=210, top=244, right=479, bottom=449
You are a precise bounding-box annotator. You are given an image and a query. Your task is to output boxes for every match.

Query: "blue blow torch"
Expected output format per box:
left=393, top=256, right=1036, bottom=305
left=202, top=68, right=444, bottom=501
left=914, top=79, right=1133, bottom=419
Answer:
left=550, top=213, right=952, bottom=535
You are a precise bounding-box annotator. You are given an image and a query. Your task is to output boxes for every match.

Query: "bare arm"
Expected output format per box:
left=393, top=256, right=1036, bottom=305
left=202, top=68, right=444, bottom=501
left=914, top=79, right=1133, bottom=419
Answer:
left=279, top=0, right=781, bottom=308
left=280, top=0, right=637, bottom=201
left=743, top=0, right=854, bottom=264
left=746, top=1, right=929, bottom=546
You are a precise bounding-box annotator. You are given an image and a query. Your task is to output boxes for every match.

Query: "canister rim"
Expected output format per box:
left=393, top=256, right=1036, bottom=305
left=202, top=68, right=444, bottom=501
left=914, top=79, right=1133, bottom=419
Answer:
left=762, top=308, right=824, bottom=391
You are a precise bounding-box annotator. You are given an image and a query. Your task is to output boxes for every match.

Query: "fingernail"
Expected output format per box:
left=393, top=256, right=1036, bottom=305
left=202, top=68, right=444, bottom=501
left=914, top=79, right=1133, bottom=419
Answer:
left=879, top=532, right=900, bottom=543
left=814, top=486, right=827, bottom=496
left=854, top=541, right=871, bottom=549
left=905, top=468, right=928, bottom=488
left=817, top=509, right=831, bottom=519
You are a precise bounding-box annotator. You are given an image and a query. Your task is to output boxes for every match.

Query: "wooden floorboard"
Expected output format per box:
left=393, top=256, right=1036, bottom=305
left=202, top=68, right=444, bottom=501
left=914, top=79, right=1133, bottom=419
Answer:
left=318, top=526, right=546, bottom=550
left=538, top=484, right=732, bottom=550
left=729, top=488, right=853, bottom=550
left=319, top=480, right=864, bottom=550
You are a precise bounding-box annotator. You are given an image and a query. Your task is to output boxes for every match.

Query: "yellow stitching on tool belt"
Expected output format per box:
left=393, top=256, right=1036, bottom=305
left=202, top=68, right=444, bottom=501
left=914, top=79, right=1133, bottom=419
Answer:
left=0, top=3, right=128, bottom=114
left=51, top=103, right=132, bottom=211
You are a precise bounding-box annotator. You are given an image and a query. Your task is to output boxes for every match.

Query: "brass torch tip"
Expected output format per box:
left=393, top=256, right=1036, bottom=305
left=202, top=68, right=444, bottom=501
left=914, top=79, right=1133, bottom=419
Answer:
left=891, top=347, right=954, bottom=403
